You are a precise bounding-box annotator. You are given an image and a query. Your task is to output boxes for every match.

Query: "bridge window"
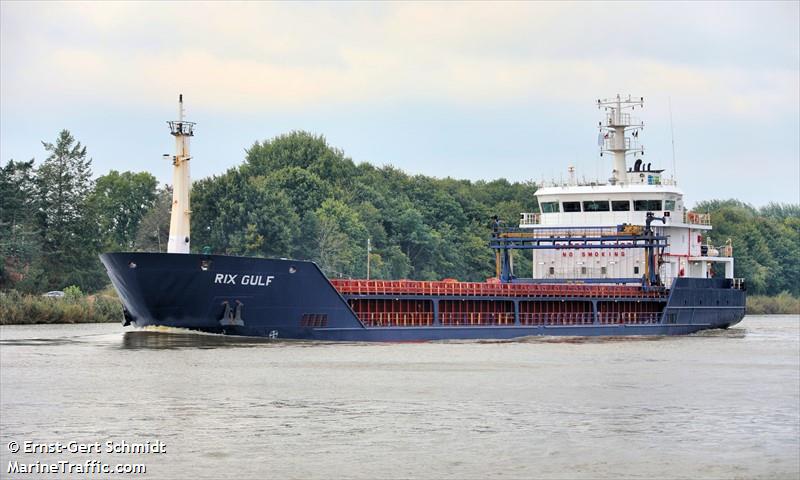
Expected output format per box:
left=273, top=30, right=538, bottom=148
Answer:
left=563, top=202, right=581, bottom=212
left=541, top=202, right=560, bottom=213
left=664, top=200, right=676, bottom=211
left=583, top=200, right=610, bottom=212
left=612, top=200, right=631, bottom=211
left=634, top=200, right=662, bottom=211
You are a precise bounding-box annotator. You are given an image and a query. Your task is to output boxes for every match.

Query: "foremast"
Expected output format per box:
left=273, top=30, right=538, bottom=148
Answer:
left=166, top=94, right=195, bottom=254
left=598, top=94, right=644, bottom=185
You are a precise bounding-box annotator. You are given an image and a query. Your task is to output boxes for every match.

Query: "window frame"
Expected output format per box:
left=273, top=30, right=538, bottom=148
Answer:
left=634, top=200, right=663, bottom=211
left=541, top=201, right=560, bottom=213
left=582, top=200, right=610, bottom=212
left=611, top=200, right=631, bottom=212
left=562, top=201, right=581, bottom=213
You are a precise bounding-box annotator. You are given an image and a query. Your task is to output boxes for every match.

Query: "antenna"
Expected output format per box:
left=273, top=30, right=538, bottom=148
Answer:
left=597, top=94, right=644, bottom=185
left=668, top=96, right=677, bottom=183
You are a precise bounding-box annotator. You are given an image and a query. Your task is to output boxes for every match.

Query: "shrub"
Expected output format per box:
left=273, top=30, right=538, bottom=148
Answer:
left=0, top=288, right=123, bottom=325
left=746, top=292, right=800, bottom=315
left=63, top=285, right=84, bottom=301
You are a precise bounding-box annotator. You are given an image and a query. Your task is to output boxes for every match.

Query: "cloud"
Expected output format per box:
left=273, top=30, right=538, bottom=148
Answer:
left=2, top=1, right=797, bottom=118
left=1, top=1, right=797, bottom=207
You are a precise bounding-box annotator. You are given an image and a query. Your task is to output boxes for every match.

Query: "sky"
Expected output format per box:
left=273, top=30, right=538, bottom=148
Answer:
left=1, top=1, right=798, bottom=207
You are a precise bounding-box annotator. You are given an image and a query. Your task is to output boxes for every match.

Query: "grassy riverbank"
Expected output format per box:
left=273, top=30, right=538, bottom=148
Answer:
left=746, top=292, right=800, bottom=315
left=0, top=287, right=122, bottom=325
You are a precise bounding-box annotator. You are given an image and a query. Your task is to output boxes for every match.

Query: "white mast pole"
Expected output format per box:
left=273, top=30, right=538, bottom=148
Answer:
left=598, top=94, right=644, bottom=185
left=613, top=95, right=626, bottom=182
left=167, top=94, right=195, bottom=254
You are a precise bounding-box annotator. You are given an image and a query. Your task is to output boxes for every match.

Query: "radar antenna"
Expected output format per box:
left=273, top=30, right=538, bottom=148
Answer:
left=597, top=94, right=644, bottom=185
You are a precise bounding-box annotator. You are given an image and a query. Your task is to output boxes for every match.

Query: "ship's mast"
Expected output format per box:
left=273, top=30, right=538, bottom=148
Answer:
left=598, top=94, right=644, bottom=184
left=166, top=94, right=195, bottom=254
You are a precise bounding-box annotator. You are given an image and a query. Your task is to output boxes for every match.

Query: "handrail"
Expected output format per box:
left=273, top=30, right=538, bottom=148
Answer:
left=597, top=312, right=661, bottom=325
left=519, top=212, right=541, bottom=225
left=356, top=312, right=434, bottom=327
left=331, top=279, right=667, bottom=299
left=685, top=211, right=711, bottom=225
left=518, top=312, right=594, bottom=325
left=439, top=313, right=515, bottom=326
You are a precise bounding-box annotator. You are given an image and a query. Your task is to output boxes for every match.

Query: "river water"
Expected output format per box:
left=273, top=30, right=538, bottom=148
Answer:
left=1, top=316, right=798, bottom=479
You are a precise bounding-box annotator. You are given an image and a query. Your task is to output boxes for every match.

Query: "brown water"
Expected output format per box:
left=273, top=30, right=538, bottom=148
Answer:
left=1, top=316, right=798, bottom=479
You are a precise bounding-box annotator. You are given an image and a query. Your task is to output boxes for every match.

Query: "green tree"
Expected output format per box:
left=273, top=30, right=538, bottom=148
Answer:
left=245, top=131, right=352, bottom=176
left=760, top=202, right=800, bottom=221
left=371, top=244, right=411, bottom=279
left=302, top=199, right=369, bottom=278
left=35, top=130, right=105, bottom=291
left=389, top=203, right=443, bottom=279
left=696, top=199, right=800, bottom=296
left=134, top=186, right=172, bottom=252
left=261, top=166, right=332, bottom=218
left=91, top=170, right=158, bottom=249
left=0, top=159, right=39, bottom=288
left=191, top=171, right=299, bottom=257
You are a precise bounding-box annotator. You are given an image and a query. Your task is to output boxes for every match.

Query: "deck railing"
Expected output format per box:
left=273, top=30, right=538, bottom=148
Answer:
left=331, top=279, right=667, bottom=299
left=685, top=211, right=711, bottom=225
left=597, top=312, right=661, bottom=324
left=518, top=312, right=594, bottom=325
left=349, top=307, right=668, bottom=327
left=519, top=212, right=541, bottom=225
left=439, top=313, right=515, bottom=326
left=356, top=312, right=434, bottom=327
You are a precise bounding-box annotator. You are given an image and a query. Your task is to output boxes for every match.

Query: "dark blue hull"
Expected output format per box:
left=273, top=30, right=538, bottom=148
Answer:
left=100, top=252, right=746, bottom=341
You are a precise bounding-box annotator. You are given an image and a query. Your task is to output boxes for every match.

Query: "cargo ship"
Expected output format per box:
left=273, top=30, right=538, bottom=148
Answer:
left=101, top=95, right=746, bottom=340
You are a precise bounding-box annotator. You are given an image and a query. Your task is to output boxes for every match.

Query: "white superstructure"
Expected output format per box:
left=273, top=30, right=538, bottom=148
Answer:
left=166, top=94, right=195, bottom=254
left=520, top=95, right=734, bottom=287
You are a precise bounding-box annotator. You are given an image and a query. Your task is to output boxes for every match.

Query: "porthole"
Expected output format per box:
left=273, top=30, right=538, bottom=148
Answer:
left=128, top=262, right=137, bottom=269
left=289, top=266, right=297, bottom=274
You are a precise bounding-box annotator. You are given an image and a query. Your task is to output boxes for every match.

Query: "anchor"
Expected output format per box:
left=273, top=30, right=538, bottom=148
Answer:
left=122, top=307, right=135, bottom=327
left=219, top=300, right=245, bottom=327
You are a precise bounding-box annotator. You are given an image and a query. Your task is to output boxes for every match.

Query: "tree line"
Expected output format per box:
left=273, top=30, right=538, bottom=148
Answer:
left=1, top=130, right=162, bottom=291
left=190, top=131, right=537, bottom=281
left=694, top=200, right=799, bottom=296
left=1, top=130, right=797, bottom=296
